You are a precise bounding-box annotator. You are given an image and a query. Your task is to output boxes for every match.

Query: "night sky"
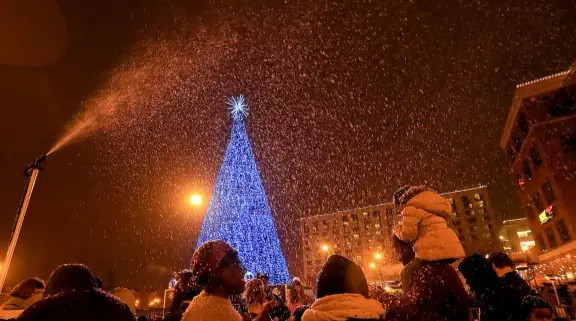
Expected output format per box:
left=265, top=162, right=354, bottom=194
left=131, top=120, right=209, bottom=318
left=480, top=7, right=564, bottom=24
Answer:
left=1, top=0, right=575, bottom=289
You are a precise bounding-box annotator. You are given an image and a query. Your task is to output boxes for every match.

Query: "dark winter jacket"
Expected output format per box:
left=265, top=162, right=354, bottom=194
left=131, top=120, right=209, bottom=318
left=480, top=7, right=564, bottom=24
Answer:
left=458, top=254, right=509, bottom=321
left=499, top=271, right=532, bottom=321
left=473, top=282, right=511, bottom=321
left=386, top=259, right=469, bottom=321
left=17, top=289, right=136, bottom=321
left=501, top=271, right=531, bottom=298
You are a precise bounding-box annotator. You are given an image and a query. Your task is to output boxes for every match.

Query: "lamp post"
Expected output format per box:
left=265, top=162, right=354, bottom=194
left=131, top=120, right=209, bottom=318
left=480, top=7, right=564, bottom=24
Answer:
left=189, top=193, right=203, bottom=246
left=374, top=252, right=384, bottom=283
left=0, top=155, right=46, bottom=292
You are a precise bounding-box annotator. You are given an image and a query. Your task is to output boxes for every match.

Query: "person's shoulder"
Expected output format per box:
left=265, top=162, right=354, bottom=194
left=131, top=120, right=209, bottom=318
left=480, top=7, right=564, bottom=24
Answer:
left=15, top=296, right=59, bottom=320
left=182, top=306, right=241, bottom=321
left=94, top=290, right=136, bottom=316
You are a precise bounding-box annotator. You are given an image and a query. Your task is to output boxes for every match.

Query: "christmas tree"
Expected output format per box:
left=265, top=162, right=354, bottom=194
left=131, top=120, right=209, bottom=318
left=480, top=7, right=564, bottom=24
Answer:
left=196, top=95, right=290, bottom=284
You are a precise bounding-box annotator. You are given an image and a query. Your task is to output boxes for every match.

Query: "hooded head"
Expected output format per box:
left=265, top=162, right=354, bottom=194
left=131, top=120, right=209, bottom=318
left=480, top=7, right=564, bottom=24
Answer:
left=44, top=264, right=98, bottom=297
left=393, top=185, right=451, bottom=219
left=391, top=234, right=415, bottom=266
left=458, top=254, right=499, bottom=293
left=394, top=185, right=437, bottom=211
left=316, top=255, right=369, bottom=299
left=10, top=277, right=45, bottom=300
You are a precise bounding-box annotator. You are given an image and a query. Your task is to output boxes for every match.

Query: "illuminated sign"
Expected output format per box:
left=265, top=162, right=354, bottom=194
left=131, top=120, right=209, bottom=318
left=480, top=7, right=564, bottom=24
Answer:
left=521, top=241, right=535, bottom=251
left=539, top=205, right=555, bottom=224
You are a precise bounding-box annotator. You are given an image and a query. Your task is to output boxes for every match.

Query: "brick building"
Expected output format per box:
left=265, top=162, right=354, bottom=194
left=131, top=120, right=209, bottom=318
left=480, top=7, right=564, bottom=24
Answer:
left=499, top=217, right=535, bottom=253
left=500, top=60, right=576, bottom=266
left=299, top=186, right=501, bottom=284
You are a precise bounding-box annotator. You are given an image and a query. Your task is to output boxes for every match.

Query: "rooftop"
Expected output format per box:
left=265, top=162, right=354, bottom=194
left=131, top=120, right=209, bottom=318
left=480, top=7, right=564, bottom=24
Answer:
left=300, top=185, right=488, bottom=221
left=500, top=59, right=576, bottom=149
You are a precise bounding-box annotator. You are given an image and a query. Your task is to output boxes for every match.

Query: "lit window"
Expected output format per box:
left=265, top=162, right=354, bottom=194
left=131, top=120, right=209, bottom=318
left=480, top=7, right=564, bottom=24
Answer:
left=516, top=230, right=532, bottom=238
left=520, top=241, right=536, bottom=251
left=353, top=234, right=359, bottom=239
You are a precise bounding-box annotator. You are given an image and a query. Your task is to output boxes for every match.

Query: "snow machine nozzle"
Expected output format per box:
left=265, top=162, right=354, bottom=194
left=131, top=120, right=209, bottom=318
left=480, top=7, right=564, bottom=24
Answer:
left=24, top=154, right=47, bottom=177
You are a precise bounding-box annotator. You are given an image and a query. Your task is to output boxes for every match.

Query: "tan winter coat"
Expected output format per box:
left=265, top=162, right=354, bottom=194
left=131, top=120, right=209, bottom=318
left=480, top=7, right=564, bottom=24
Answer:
left=394, top=191, right=465, bottom=261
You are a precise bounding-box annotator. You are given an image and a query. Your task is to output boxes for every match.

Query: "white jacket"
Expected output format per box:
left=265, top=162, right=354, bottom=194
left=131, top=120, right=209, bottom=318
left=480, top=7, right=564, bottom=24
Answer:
left=394, top=191, right=465, bottom=261
left=1, top=292, right=43, bottom=310
left=181, top=291, right=242, bottom=321
left=302, top=293, right=386, bottom=321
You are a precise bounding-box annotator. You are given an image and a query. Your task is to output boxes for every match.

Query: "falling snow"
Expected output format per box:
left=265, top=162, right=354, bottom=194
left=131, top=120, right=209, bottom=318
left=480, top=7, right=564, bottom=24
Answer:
left=17, top=0, right=576, bottom=287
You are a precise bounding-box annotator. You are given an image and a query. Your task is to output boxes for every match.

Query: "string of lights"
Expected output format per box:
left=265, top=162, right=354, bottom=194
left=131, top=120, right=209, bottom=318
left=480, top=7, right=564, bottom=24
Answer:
left=196, top=96, right=290, bottom=284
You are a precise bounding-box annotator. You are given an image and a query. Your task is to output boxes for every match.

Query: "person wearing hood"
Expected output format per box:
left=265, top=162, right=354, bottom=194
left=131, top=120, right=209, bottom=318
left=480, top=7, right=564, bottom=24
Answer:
left=458, top=254, right=509, bottom=321
left=0, top=278, right=45, bottom=319
left=302, top=255, right=386, bottom=321
left=384, top=235, right=469, bottom=321
left=17, top=264, right=136, bottom=321
left=1, top=278, right=45, bottom=311
left=392, top=185, right=465, bottom=261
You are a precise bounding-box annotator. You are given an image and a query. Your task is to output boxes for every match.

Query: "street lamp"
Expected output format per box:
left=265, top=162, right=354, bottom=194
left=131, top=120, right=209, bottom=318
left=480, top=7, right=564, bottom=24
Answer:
left=189, top=194, right=202, bottom=206
left=321, top=244, right=329, bottom=252
left=373, top=253, right=384, bottom=283
left=369, top=262, right=376, bottom=269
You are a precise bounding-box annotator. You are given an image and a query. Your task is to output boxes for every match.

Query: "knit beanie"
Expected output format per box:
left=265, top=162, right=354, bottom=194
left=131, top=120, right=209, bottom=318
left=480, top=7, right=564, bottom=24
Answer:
left=45, top=264, right=98, bottom=296
left=392, top=185, right=432, bottom=211
left=191, top=240, right=237, bottom=288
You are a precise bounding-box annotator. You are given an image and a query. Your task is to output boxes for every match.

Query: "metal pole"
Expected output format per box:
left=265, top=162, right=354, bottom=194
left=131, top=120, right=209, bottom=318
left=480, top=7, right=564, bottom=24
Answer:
left=0, top=155, right=45, bottom=293
left=552, top=280, right=561, bottom=306
left=162, top=288, right=168, bottom=318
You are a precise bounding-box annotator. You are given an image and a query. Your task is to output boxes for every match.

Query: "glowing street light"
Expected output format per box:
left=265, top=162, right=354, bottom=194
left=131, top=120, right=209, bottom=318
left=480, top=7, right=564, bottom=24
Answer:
left=374, top=253, right=382, bottom=260
left=189, top=194, right=202, bottom=206
left=369, top=262, right=376, bottom=269
left=321, top=244, right=329, bottom=252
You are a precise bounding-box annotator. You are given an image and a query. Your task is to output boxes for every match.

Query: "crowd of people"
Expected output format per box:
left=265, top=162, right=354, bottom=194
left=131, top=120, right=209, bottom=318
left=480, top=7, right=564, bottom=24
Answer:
left=0, top=185, right=561, bottom=321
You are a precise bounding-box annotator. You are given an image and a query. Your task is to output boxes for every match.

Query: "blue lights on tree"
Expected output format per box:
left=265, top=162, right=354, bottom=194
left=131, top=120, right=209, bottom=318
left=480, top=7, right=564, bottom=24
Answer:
left=196, top=95, right=290, bottom=284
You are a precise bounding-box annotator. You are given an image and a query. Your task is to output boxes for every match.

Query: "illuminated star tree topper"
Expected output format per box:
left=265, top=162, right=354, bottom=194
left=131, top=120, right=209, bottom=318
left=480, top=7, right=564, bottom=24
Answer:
left=228, top=94, right=248, bottom=120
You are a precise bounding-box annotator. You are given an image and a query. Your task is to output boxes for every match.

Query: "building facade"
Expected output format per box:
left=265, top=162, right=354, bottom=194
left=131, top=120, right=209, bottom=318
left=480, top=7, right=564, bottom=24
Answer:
left=300, top=186, right=501, bottom=284
left=499, top=217, right=535, bottom=253
left=500, top=60, right=576, bottom=267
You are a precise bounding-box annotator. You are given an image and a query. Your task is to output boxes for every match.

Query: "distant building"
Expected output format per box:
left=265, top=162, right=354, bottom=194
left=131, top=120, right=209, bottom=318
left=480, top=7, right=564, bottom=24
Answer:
left=444, top=186, right=502, bottom=255
left=499, top=217, right=535, bottom=253
left=500, top=60, right=576, bottom=266
left=300, top=186, right=501, bottom=284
